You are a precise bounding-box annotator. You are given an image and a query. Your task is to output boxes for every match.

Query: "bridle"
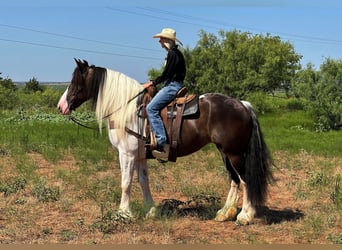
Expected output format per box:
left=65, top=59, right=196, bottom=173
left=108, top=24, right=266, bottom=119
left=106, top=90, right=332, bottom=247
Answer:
left=68, top=88, right=147, bottom=131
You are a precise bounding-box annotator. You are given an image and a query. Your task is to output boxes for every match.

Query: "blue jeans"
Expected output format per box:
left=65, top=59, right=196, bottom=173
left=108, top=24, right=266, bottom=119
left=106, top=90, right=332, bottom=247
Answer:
left=146, top=80, right=183, bottom=146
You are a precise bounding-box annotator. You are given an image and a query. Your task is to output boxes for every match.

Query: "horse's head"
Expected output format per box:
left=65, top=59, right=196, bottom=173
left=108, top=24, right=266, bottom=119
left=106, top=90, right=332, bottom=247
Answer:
left=57, top=59, right=93, bottom=115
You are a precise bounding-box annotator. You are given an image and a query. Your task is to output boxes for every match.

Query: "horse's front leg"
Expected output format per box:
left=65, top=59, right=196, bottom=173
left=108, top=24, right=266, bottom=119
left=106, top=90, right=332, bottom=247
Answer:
left=136, top=158, right=154, bottom=208
left=118, top=151, right=135, bottom=215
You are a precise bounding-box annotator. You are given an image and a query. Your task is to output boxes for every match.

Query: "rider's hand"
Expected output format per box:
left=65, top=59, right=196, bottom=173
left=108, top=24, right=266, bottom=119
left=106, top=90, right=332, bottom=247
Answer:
left=143, top=81, right=154, bottom=89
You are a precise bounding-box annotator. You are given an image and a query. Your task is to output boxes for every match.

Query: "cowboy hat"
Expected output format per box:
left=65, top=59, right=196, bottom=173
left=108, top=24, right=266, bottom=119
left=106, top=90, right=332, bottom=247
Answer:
left=153, top=28, right=183, bottom=46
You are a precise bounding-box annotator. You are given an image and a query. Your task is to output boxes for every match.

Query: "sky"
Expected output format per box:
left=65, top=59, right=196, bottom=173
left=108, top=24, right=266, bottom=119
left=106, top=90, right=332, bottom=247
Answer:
left=1, top=0, right=342, bottom=83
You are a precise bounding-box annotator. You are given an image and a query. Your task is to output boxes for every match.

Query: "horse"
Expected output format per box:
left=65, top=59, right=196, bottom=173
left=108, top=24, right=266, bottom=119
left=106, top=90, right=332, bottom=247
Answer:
left=57, top=59, right=273, bottom=225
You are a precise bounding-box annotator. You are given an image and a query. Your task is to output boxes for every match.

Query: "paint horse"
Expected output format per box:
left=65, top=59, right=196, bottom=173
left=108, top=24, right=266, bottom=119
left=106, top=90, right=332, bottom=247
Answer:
left=57, top=59, right=273, bottom=225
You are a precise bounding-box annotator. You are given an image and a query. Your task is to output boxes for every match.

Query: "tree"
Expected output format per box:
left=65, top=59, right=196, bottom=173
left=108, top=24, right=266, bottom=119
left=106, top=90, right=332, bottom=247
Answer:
left=184, top=30, right=302, bottom=99
left=0, top=75, right=17, bottom=109
left=291, top=63, right=319, bottom=100
left=25, top=77, right=43, bottom=93
left=0, top=76, right=17, bottom=91
left=292, top=59, right=342, bottom=131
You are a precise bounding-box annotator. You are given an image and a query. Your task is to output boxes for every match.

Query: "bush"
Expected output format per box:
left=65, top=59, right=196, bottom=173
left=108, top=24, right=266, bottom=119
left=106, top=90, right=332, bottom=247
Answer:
left=245, top=92, right=273, bottom=114
left=32, top=178, right=60, bottom=202
left=291, top=59, right=342, bottom=131
left=0, top=85, right=18, bottom=109
left=286, top=98, right=305, bottom=111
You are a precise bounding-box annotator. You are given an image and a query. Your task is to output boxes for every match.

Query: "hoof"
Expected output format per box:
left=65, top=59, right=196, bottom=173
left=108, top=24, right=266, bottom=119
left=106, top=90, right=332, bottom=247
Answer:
left=145, top=206, right=157, bottom=219
left=117, top=210, right=134, bottom=221
left=236, top=210, right=254, bottom=225
left=214, top=207, right=238, bottom=222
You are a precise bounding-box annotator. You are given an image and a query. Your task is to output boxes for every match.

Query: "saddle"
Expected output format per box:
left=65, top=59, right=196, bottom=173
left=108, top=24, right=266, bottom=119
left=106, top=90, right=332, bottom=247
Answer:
left=109, top=86, right=199, bottom=162
left=162, top=88, right=198, bottom=161
left=139, top=86, right=199, bottom=162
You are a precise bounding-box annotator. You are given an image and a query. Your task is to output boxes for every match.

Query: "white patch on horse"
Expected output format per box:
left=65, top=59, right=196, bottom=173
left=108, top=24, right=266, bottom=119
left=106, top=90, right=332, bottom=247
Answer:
left=240, top=100, right=253, bottom=110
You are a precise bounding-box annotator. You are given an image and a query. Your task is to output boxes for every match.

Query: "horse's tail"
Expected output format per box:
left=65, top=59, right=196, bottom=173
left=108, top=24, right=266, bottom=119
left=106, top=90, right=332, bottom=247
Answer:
left=241, top=101, right=274, bottom=206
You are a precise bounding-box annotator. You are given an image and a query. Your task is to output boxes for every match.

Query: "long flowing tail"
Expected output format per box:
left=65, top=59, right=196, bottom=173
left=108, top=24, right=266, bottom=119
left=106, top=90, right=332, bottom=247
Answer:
left=241, top=101, right=274, bottom=206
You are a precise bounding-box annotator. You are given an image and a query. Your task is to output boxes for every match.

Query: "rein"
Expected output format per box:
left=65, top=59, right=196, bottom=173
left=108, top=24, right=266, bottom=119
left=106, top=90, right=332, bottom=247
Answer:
left=68, top=88, right=146, bottom=131
left=68, top=115, right=102, bottom=130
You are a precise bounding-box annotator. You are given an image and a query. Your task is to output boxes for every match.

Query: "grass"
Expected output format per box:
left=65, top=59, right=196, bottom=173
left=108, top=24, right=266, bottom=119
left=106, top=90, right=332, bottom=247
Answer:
left=259, top=110, right=342, bottom=156
left=0, top=110, right=113, bottom=164
left=0, top=104, right=340, bottom=243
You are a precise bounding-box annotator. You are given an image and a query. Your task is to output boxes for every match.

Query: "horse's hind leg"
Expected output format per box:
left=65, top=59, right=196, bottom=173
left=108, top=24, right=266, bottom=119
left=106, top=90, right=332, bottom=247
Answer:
left=215, top=178, right=239, bottom=222
left=215, top=154, right=256, bottom=224
left=215, top=155, right=240, bottom=222
left=225, top=155, right=256, bottom=225
left=236, top=179, right=256, bottom=225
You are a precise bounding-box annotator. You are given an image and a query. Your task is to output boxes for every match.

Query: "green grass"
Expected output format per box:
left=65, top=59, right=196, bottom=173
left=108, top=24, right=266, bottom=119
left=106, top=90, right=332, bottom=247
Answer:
left=0, top=104, right=340, bottom=243
left=259, top=110, right=342, bottom=156
left=0, top=112, right=113, bottom=164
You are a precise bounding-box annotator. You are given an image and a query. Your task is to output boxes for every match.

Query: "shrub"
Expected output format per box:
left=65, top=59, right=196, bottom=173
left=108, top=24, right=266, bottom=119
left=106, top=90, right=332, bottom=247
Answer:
left=0, top=177, right=27, bottom=196
left=32, top=178, right=60, bottom=202
left=292, top=59, right=342, bottom=131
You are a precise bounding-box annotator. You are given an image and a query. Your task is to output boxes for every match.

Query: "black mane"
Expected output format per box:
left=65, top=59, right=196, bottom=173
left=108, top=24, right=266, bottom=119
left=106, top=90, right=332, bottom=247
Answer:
left=90, top=66, right=106, bottom=105
left=71, top=65, right=106, bottom=108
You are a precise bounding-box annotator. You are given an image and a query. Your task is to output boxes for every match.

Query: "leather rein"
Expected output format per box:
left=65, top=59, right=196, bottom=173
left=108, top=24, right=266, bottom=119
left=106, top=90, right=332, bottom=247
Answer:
left=68, top=88, right=147, bottom=133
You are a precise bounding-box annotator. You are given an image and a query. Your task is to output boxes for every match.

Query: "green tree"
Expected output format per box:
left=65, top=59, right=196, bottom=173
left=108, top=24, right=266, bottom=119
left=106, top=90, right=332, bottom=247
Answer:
left=25, top=77, right=43, bottom=93
left=0, top=76, right=17, bottom=91
left=291, top=63, right=319, bottom=100
left=184, top=30, right=302, bottom=98
left=147, top=68, right=163, bottom=83
left=0, top=75, right=17, bottom=109
left=292, top=59, right=342, bottom=131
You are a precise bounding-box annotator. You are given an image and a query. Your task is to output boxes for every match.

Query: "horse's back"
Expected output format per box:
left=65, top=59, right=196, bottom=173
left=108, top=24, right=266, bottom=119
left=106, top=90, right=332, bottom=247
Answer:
left=178, top=93, right=252, bottom=156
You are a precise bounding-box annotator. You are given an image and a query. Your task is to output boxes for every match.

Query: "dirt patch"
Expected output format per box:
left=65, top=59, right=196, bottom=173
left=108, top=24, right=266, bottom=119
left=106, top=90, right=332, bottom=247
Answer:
left=0, top=151, right=341, bottom=244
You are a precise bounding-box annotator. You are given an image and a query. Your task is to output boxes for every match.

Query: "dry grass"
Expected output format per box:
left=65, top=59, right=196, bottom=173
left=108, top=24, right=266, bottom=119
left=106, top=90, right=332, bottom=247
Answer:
left=0, top=148, right=341, bottom=244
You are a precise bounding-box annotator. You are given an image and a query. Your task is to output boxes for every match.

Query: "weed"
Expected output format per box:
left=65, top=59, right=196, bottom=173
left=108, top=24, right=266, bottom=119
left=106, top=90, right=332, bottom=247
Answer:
left=92, top=208, right=134, bottom=234
left=294, top=183, right=309, bottom=201
left=328, top=233, right=342, bottom=244
left=60, top=229, right=76, bottom=242
left=0, top=176, right=27, bottom=196
left=306, top=215, right=324, bottom=240
left=330, top=174, right=342, bottom=209
left=15, top=198, right=26, bottom=205
left=14, top=155, right=37, bottom=180
left=84, top=176, right=121, bottom=204
left=307, top=171, right=329, bottom=188
left=0, top=147, right=10, bottom=156
left=32, top=178, right=60, bottom=202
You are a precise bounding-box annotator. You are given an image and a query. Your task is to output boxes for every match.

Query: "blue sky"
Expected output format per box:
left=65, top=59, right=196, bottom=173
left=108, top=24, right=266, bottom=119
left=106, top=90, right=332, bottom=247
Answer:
left=1, top=0, right=342, bottom=82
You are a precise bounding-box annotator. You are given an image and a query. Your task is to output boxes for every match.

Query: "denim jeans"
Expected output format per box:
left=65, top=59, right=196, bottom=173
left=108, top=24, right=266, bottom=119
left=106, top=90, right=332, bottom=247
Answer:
left=146, top=80, right=183, bottom=146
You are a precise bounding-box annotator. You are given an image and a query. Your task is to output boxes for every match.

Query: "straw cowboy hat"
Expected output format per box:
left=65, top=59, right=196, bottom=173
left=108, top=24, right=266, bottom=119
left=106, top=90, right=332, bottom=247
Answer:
left=153, top=28, right=183, bottom=46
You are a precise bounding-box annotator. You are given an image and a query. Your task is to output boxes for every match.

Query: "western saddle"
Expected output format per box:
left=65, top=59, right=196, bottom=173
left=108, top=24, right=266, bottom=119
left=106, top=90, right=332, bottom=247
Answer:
left=110, top=86, right=199, bottom=162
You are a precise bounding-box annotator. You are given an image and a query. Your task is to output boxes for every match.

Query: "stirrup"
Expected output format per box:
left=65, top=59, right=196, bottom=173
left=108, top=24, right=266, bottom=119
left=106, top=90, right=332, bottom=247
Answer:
left=145, top=132, right=157, bottom=149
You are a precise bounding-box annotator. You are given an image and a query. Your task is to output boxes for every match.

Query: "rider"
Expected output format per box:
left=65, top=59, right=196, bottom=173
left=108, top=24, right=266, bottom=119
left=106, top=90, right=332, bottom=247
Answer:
left=144, top=28, right=186, bottom=158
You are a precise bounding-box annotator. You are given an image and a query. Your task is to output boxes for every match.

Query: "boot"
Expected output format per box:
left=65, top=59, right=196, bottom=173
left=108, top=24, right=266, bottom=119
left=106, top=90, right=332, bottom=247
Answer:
left=152, top=144, right=170, bottom=159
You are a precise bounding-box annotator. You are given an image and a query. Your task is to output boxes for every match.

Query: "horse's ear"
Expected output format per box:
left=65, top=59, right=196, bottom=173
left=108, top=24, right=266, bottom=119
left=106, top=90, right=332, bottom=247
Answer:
left=74, top=58, right=82, bottom=68
left=74, top=58, right=89, bottom=73
left=82, top=60, right=89, bottom=67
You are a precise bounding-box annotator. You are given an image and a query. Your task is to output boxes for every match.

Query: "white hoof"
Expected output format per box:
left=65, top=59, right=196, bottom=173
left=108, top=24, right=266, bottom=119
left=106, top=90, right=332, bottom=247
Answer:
left=117, top=209, right=134, bottom=221
left=236, top=210, right=254, bottom=225
left=145, top=206, right=157, bottom=219
left=214, top=206, right=238, bottom=222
